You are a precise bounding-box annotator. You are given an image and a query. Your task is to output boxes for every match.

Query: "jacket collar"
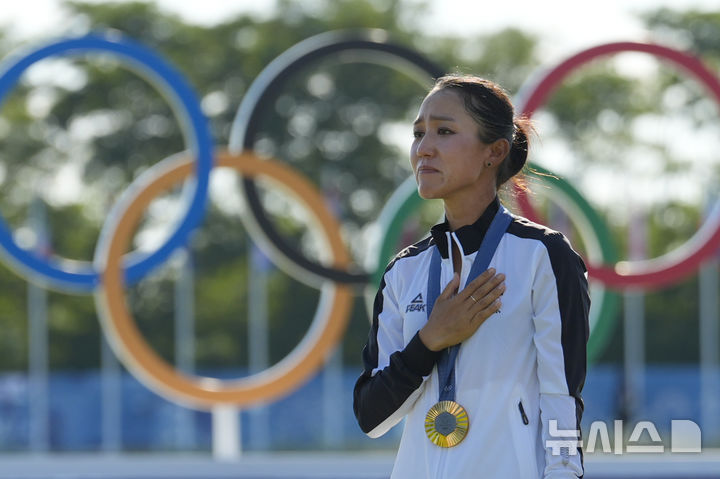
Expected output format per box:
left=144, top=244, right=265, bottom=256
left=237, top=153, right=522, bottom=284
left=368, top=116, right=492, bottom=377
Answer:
left=430, top=197, right=501, bottom=259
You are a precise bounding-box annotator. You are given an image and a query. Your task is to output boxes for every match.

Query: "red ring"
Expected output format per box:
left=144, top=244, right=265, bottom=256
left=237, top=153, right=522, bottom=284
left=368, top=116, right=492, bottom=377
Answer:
left=515, top=42, right=720, bottom=289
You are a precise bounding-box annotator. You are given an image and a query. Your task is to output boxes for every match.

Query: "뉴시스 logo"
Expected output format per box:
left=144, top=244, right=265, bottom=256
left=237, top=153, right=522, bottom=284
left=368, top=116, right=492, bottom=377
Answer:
left=547, top=419, right=702, bottom=455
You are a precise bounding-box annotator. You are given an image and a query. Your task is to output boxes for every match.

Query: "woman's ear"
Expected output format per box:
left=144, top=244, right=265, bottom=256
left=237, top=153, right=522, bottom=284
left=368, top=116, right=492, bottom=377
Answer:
left=489, top=138, right=510, bottom=164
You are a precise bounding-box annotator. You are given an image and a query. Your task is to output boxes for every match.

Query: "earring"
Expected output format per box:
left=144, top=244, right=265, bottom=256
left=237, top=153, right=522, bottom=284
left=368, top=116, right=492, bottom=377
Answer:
left=486, top=162, right=492, bottom=167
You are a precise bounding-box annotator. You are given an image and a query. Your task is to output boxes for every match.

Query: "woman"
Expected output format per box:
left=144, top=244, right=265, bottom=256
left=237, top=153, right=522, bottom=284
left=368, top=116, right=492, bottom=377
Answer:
left=353, top=74, right=589, bottom=478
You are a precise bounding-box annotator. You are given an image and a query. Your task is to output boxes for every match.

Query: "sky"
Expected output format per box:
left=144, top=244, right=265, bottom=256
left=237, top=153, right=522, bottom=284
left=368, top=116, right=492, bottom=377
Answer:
left=1, top=0, right=719, bottom=56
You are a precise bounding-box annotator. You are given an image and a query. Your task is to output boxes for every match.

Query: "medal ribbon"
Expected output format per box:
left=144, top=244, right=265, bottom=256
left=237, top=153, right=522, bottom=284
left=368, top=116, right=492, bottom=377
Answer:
left=427, top=205, right=513, bottom=402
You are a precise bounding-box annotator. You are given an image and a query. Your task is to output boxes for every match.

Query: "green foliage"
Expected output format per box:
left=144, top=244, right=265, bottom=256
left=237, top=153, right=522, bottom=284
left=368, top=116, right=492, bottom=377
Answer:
left=546, top=69, right=641, bottom=136
left=643, top=9, right=720, bottom=67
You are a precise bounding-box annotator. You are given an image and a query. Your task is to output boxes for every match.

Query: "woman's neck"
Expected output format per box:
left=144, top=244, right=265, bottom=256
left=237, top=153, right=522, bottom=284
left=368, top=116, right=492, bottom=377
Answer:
left=444, top=188, right=496, bottom=231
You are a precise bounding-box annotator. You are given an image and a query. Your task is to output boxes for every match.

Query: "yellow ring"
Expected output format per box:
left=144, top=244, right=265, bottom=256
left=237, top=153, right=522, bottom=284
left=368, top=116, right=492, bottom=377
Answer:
left=95, top=150, right=353, bottom=408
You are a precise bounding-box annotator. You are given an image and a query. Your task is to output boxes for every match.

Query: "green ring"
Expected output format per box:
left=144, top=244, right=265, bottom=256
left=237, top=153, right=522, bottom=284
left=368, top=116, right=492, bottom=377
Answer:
left=368, top=163, right=620, bottom=364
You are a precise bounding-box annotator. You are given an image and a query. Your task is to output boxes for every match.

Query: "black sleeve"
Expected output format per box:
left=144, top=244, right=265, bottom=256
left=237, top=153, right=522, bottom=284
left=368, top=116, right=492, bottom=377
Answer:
left=353, top=273, right=441, bottom=435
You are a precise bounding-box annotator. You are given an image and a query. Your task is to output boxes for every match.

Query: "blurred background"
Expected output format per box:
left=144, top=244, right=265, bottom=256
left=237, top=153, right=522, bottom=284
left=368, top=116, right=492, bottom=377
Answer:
left=0, top=0, right=719, bottom=477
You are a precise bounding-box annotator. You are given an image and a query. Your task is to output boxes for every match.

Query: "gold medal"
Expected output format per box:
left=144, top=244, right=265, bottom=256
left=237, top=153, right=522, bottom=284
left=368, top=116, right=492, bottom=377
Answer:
left=424, top=400, right=469, bottom=447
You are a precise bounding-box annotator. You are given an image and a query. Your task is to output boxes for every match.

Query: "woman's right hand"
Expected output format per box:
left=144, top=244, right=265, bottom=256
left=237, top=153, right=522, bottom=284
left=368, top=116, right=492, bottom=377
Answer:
left=418, top=268, right=505, bottom=352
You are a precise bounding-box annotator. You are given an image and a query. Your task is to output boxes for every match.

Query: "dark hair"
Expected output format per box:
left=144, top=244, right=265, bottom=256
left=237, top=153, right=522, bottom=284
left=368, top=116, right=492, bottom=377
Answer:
left=430, top=74, right=532, bottom=189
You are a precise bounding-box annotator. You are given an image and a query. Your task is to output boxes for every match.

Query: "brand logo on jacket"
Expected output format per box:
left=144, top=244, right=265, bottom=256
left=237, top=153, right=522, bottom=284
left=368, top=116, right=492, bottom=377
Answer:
left=406, top=293, right=426, bottom=313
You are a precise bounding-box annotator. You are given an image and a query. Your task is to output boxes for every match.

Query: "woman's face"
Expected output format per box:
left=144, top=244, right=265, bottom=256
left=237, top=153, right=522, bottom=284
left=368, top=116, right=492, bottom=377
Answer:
left=410, top=88, right=495, bottom=203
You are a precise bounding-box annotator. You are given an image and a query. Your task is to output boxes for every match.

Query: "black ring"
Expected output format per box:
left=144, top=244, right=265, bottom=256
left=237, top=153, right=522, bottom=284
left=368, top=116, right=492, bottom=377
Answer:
left=229, top=29, right=445, bottom=286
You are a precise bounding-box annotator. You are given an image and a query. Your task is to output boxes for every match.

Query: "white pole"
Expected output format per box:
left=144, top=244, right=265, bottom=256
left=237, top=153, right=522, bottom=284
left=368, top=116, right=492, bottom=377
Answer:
left=27, top=197, right=49, bottom=452
left=210, top=242, right=274, bottom=459
left=174, top=248, right=196, bottom=449
left=212, top=405, right=241, bottom=460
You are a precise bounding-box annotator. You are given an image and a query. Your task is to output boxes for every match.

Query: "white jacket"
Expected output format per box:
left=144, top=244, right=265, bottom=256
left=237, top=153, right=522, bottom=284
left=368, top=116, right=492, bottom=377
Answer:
left=354, top=199, right=589, bottom=478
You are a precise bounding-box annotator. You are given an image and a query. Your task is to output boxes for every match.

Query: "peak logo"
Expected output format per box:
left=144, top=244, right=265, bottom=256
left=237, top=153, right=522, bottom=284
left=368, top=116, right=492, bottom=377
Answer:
left=406, top=293, right=426, bottom=313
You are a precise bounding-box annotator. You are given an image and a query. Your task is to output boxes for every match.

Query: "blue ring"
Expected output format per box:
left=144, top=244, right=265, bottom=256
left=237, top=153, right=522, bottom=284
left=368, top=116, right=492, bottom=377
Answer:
left=0, top=33, right=212, bottom=292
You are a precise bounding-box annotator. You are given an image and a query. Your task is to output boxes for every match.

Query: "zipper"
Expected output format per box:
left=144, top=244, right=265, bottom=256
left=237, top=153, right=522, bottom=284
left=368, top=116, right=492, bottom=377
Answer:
left=517, top=400, right=529, bottom=425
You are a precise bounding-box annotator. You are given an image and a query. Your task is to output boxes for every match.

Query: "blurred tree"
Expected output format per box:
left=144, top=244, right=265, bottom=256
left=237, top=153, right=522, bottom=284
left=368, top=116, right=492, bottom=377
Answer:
left=0, top=0, right=540, bottom=371
left=643, top=9, right=720, bottom=67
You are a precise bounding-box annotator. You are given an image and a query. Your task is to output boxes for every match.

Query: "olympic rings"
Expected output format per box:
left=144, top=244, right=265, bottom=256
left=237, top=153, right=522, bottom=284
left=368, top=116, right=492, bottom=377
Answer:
left=514, top=42, right=720, bottom=290
left=0, top=33, right=212, bottom=292
left=229, top=29, right=444, bottom=287
left=94, top=151, right=353, bottom=408
left=2, top=30, right=719, bottom=407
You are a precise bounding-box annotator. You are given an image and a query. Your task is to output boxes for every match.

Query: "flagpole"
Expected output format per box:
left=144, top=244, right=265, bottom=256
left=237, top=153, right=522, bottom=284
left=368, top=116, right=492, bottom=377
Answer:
left=699, top=195, right=720, bottom=445
left=322, top=345, right=344, bottom=448
left=248, top=243, right=270, bottom=450
left=174, top=248, right=196, bottom=449
left=623, top=206, right=646, bottom=424
left=100, top=334, right=122, bottom=452
left=27, top=196, right=49, bottom=452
